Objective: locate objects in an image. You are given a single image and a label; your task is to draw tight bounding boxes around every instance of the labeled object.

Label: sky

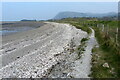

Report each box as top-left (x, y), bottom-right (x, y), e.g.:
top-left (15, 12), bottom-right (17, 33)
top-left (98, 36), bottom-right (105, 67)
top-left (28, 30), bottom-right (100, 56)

top-left (2, 2), bottom-right (118, 21)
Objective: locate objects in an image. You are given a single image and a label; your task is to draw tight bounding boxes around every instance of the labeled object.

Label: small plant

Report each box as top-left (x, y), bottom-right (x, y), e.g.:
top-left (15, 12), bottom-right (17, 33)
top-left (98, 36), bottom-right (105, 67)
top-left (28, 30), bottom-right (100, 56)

top-left (81, 38), bottom-right (88, 43)
top-left (92, 47), bottom-right (97, 53)
top-left (76, 38), bottom-right (88, 60)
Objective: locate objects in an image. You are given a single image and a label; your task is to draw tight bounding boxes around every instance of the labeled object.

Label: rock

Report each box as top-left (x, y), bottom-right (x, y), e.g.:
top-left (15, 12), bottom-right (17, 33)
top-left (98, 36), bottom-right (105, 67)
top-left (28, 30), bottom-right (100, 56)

top-left (54, 53), bottom-right (61, 57)
top-left (103, 63), bottom-right (109, 68)
top-left (17, 56), bottom-right (20, 58)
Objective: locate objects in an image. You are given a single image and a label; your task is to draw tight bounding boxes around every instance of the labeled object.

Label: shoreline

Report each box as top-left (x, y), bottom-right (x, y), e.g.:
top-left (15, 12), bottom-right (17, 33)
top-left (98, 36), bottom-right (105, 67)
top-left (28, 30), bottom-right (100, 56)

top-left (1, 21), bottom-right (45, 36)
top-left (0, 22), bottom-right (95, 78)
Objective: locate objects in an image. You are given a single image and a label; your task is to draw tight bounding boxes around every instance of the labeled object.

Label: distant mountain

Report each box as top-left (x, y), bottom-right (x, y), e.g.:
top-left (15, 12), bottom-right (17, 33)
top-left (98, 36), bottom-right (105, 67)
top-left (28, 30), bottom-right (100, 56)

top-left (54, 11), bottom-right (117, 20)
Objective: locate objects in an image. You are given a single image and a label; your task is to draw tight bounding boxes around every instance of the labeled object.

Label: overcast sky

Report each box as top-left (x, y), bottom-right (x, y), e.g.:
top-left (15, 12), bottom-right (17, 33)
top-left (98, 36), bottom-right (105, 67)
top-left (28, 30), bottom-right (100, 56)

top-left (2, 2), bottom-right (118, 21)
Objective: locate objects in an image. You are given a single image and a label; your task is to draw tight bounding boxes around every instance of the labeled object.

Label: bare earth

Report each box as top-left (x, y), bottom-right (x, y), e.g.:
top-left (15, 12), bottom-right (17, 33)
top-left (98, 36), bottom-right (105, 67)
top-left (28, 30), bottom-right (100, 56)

top-left (0, 22), bottom-right (97, 78)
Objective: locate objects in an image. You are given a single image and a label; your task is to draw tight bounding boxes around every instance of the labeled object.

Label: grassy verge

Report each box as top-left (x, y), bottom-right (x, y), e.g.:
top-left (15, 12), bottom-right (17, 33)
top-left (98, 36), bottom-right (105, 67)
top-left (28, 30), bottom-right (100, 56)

top-left (51, 18), bottom-right (92, 34)
top-left (70, 23), bottom-right (92, 34)
top-left (90, 27), bottom-right (120, 78)
top-left (49, 18), bottom-right (120, 78)
top-left (90, 47), bottom-right (120, 78)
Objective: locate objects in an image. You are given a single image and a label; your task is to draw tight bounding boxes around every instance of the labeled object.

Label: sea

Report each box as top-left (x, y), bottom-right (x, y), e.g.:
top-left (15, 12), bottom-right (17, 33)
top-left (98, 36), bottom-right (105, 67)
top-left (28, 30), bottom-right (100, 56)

top-left (1, 21), bottom-right (44, 36)
top-left (0, 26), bottom-right (36, 36)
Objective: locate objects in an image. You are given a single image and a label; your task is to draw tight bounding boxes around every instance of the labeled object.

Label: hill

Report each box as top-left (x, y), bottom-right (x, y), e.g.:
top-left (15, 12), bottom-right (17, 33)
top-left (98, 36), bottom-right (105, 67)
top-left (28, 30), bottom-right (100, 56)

top-left (54, 11), bottom-right (117, 20)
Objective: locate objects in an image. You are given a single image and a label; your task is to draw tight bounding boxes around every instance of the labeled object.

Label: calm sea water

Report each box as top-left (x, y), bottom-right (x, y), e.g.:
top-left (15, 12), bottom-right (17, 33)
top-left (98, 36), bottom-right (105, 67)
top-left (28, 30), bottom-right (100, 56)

top-left (1, 21), bottom-right (44, 36)
top-left (1, 26), bottom-right (36, 36)
top-left (0, 30), bottom-right (18, 36)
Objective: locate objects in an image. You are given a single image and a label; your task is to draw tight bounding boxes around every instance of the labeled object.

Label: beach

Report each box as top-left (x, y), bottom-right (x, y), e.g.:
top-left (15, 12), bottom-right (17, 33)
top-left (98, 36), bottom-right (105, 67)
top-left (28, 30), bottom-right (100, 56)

top-left (0, 22), bottom-right (97, 78)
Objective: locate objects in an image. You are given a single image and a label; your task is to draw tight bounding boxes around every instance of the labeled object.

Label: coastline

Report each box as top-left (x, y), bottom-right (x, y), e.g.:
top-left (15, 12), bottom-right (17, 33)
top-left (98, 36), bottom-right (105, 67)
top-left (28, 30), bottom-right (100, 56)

top-left (1, 21), bottom-right (45, 36)
top-left (1, 22), bottom-right (93, 78)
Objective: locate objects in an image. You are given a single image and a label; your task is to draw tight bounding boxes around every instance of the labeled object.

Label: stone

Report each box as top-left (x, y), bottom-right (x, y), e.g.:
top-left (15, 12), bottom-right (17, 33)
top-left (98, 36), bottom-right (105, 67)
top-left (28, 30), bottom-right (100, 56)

top-left (1, 22), bottom-right (88, 78)
top-left (103, 63), bottom-right (109, 68)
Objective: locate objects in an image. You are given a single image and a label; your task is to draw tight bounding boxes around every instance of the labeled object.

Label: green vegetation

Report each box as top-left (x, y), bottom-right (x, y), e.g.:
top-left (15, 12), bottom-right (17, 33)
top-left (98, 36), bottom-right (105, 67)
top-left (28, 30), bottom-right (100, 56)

top-left (50, 17), bottom-right (120, 78)
top-left (52, 18), bottom-right (92, 34)
top-left (77, 37), bottom-right (88, 59)
top-left (90, 46), bottom-right (120, 78)
top-left (87, 20), bottom-right (120, 78)
top-left (71, 23), bottom-right (92, 34)
top-left (81, 38), bottom-right (88, 43)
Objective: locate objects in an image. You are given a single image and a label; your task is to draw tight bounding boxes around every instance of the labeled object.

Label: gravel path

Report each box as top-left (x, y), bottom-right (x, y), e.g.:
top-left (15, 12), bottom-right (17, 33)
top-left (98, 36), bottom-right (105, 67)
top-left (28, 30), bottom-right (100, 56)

top-left (48, 27), bottom-right (98, 78)
top-left (70, 28), bottom-right (98, 78)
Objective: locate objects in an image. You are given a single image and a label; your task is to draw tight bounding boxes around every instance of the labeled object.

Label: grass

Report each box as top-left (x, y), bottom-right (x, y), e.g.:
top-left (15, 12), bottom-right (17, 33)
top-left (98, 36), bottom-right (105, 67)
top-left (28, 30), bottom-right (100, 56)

top-left (51, 18), bottom-right (92, 34)
top-left (90, 46), bottom-right (120, 78)
top-left (76, 37), bottom-right (88, 59)
top-left (81, 38), bottom-right (88, 43)
top-left (90, 26), bottom-right (120, 78)
top-left (70, 23), bottom-right (92, 34)
top-left (49, 17), bottom-right (120, 78)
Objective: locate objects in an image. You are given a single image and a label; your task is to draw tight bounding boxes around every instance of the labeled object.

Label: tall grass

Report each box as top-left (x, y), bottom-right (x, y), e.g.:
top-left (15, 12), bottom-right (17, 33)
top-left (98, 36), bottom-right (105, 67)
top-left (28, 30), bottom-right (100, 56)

top-left (92, 26), bottom-right (120, 78)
